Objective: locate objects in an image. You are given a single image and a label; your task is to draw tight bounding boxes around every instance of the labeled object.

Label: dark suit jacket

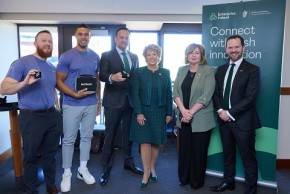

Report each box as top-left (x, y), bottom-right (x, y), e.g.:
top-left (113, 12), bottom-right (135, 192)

top-left (213, 59), bottom-right (261, 130)
top-left (99, 48), bottom-right (139, 108)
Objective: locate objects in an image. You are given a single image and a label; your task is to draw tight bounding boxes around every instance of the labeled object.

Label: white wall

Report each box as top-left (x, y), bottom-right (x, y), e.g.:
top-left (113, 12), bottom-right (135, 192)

top-left (277, 0), bottom-right (290, 160)
top-left (0, 21), bottom-right (18, 153)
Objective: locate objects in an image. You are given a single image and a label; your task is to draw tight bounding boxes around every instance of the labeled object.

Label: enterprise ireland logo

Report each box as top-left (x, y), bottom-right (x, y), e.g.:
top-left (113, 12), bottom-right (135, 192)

top-left (210, 13), bottom-right (218, 20)
top-left (209, 12), bottom-right (236, 20)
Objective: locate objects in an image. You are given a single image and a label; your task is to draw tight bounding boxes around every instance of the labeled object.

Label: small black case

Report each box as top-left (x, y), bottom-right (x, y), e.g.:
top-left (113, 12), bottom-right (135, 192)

top-left (76, 75), bottom-right (97, 92)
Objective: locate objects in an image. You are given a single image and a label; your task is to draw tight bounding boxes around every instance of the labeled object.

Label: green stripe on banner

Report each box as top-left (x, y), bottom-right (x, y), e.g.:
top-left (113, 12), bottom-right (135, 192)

top-left (208, 127), bottom-right (278, 156)
top-left (256, 127), bottom-right (277, 155)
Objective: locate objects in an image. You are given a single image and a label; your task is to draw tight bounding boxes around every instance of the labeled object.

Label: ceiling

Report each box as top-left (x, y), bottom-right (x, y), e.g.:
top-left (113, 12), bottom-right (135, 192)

top-left (0, 0), bottom-right (253, 30)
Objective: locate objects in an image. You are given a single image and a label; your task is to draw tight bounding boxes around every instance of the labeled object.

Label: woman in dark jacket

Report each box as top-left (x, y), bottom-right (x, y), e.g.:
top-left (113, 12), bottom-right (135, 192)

top-left (130, 44), bottom-right (173, 189)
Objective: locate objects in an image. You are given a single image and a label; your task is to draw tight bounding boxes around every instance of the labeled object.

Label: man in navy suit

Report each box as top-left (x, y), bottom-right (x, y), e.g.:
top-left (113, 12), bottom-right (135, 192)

top-left (99, 27), bottom-right (143, 186)
top-left (211, 35), bottom-right (261, 194)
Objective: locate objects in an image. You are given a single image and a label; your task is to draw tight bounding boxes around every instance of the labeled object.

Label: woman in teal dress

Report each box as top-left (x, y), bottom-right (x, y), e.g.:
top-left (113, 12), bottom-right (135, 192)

top-left (130, 44), bottom-right (173, 189)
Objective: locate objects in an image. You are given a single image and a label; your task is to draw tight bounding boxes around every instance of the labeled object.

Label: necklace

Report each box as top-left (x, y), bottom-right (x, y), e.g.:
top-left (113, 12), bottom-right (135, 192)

top-left (189, 71), bottom-right (195, 78)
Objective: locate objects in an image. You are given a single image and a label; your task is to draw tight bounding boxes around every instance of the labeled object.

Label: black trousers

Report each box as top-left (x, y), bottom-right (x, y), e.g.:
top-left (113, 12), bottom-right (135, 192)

top-left (18, 110), bottom-right (62, 193)
top-left (219, 122), bottom-right (258, 194)
top-left (101, 98), bottom-right (134, 174)
top-left (178, 123), bottom-right (211, 189)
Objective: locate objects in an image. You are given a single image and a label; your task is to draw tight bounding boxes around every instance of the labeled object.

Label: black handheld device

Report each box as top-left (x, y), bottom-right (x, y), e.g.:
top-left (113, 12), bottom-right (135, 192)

top-left (121, 70), bottom-right (129, 78)
top-left (34, 71), bottom-right (41, 79)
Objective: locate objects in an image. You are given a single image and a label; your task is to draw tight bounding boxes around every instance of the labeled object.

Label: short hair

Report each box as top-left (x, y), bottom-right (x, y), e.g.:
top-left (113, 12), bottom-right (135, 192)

top-left (35, 30), bottom-right (52, 41)
top-left (116, 27), bottom-right (130, 36)
top-left (184, 43), bottom-right (207, 65)
top-left (143, 44), bottom-right (162, 63)
top-left (76, 23), bottom-right (91, 30)
top-left (226, 35), bottom-right (245, 47)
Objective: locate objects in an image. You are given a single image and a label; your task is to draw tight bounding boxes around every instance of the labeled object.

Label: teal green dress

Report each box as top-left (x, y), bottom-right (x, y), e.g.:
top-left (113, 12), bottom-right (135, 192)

top-left (130, 66), bottom-right (173, 145)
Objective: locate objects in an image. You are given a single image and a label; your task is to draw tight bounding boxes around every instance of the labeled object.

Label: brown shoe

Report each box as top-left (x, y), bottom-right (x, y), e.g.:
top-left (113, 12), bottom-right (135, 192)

top-left (47, 185), bottom-right (62, 194)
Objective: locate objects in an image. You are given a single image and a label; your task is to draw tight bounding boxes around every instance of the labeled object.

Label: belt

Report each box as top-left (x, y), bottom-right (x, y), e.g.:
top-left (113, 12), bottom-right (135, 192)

top-left (20, 107), bottom-right (55, 113)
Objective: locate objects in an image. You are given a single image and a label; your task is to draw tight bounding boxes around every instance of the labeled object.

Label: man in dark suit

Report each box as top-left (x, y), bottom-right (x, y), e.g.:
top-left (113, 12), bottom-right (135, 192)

top-left (98, 27), bottom-right (143, 186)
top-left (211, 35), bottom-right (261, 194)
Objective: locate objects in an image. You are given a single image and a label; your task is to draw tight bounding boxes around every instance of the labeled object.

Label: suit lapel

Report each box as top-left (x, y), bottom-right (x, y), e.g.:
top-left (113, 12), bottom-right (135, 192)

top-left (231, 60), bottom-right (247, 92)
top-left (128, 52), bottom-right (137, 73)
top-left (176, 66), bottom-right (188, 102)
top-left (220, 65), bottom-right (228, 84)
top-left (112, 48), bottom-right (124, 69)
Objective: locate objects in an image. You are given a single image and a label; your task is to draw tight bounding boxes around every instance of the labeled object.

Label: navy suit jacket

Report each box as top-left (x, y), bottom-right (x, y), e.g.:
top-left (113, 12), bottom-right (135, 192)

top-left (99, 48), bottom-right (139, 108)
top-left (213, 59), bottom-right (261, 130)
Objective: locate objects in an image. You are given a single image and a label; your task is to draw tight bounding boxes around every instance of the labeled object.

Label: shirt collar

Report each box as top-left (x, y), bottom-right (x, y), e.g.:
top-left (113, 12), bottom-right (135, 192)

top-left (229, 57), bottom-right (243, 68)
top-left (116, 46), bottom-right (127, 55)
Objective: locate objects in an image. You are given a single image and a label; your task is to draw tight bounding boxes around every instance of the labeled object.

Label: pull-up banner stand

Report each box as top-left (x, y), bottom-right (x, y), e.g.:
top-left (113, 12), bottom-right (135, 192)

top-left (202, 0), bottom-right (286, 189)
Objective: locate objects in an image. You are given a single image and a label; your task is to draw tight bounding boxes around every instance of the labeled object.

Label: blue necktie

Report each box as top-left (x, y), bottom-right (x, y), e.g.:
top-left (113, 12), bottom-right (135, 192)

top-left (223, 63), bottom-right (235, 109)
top-left (121, 52), bottom-right (130, 72)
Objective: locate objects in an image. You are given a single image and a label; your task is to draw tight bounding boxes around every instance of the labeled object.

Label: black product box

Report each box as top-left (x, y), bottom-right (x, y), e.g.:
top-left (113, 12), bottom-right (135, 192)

top-left (76, 76), bottom-right (97, 92)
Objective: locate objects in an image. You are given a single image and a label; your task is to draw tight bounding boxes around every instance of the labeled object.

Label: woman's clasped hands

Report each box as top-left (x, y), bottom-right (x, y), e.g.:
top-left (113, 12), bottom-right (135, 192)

top-left (180, 109), bottom-right (193, 123)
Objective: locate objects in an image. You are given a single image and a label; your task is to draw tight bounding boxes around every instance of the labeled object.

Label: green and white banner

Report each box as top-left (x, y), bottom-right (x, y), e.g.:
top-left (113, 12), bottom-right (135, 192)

top-left (202, 0), bottom-right (285, 186)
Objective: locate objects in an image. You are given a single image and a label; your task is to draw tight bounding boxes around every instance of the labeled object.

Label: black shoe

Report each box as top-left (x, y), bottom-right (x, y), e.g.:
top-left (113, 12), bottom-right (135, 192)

top-left (140, 176), bottom-right (150, 189)
top-left (150, 172), bottom-right (158, 181)
top-left (124, 164), bottom-right (144, 175)
top-left (47, 185), bottom-right (61, 194)
top-left (179, 182), bottom-right (188, 186)
top-left (191, 184), bottom-right (203, 190)
top-left (99, 173), bottom-right (109, 186)
top-left (210, 182), bottom-right (235, 192)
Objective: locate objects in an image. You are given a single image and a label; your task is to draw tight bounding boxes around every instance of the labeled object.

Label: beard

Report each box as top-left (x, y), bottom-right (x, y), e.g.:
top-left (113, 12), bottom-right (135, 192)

top-left (36, 45), bottom-right (52, 59)
top-left (228, 52), bottom-right (243, 62)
